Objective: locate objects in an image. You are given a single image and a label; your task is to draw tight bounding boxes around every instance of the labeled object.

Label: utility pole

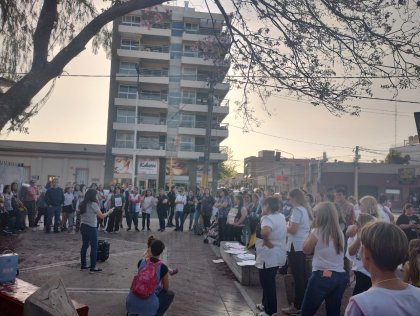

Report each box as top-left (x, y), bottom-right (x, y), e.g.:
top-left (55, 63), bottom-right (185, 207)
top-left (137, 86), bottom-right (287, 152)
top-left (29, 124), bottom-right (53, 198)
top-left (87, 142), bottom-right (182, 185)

top-left (132, 63), bottom-right (141, 186)
top-left (354, 146), bottom-right (360, 200)
top-left (202, 78), bottom-right (215, 189)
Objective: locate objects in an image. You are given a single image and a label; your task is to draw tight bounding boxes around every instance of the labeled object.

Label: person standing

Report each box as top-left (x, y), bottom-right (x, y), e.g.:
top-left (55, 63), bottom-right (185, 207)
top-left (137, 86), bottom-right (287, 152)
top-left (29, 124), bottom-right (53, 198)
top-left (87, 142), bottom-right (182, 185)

top-left (214, 188), bottom-right (232, 244)
top-left (200, 188), bottom-right (215, 229)
top-left (106, 186), bottom-right (124, 233)
top-left (174, 188), bottom-right (186, 232)
top-left (182, 190), bottom-right (196, 231)
top-left (61, 186), bottom-right (75, 232)
top-left (23, 180), bottom-right (38, 232)
top-left (34, 185), bottom-right (47, 229)
top-left (396, 203), bottom-right (420, 243)
top-left (45, 178), bottom-right (64, 233)
top-left (141, 190), bottom-right (155, 231)
top-left (127, 187), bottom-right (142, 232)
top-left (300, 202), bottom-right (348, 316)
top-left (167, 186), bottom-right (176, 228)
top-left (345, 222), bottom-right (420, 316)
top-left (11, 182), bottom-right (25, 231)
top-left (156, 189), bottom-right (169, 232)
top-left (79, 188), bottom-right (113, 272)
top-left (255, 197), bottom-right (287, 316)
top-left (282, 188), bottom-right (313, 315)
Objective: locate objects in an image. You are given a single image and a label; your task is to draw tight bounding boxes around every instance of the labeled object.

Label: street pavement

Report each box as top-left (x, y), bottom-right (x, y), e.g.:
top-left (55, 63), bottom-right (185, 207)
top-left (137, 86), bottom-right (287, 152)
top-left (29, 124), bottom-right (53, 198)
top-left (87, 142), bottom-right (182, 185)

top-left (16, 218), bottom-right (255, 316)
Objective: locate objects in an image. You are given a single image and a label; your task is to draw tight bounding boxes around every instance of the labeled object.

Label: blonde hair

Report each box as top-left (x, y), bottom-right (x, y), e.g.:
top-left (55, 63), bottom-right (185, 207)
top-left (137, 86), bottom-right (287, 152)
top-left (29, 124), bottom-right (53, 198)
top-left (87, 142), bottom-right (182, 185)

top-left (289, 188), bottom-right (314, 221)
top-left (357, 213), bottom-right (375, 228)
top-left (315, 202), bottom-right (344, 254)
top-left (408, 239), bottom-right (420, 286)
top-left (359, 195), bottom-right (378, 217)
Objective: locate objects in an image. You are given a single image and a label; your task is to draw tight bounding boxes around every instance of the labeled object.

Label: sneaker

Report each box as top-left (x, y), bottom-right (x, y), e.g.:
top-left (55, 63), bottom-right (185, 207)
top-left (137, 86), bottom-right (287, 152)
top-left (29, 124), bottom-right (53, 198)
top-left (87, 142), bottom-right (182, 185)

top-left (169, 268), bottom-right (179, 276)
top-left (147, 228), bottom-right (151, 231)
top-left (141, 227), bottom-right (145, 231)
top-left (80, 266), bottom-right (90, 271)
top-left (135, 227), bottom-right (140, 232)
top-left (89, 267), bottom-right (103, 273)
top-left (31, 227), bottom-right (37, 232)
top-left (127, 228), bottom-right (131, 232)
top-left (281, 306), bottom-right (300, 315)
top-left (114, 230), bottom-right (119, 234)
top-left (256, 304), bottom-right (264, 312)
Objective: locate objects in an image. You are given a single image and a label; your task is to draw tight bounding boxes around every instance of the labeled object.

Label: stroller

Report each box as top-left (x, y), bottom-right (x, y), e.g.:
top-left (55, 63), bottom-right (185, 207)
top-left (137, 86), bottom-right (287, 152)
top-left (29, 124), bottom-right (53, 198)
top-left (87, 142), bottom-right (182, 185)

top-left (203, 217), bottom-right (218, 244)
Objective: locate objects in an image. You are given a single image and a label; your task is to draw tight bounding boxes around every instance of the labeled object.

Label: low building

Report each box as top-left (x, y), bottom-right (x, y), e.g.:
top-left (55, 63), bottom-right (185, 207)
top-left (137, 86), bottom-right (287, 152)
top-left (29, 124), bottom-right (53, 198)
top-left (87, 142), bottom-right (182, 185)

top-left (391, 135), bottom-right (420, 165)
top-left (0, 140), bottom-right (105, 187)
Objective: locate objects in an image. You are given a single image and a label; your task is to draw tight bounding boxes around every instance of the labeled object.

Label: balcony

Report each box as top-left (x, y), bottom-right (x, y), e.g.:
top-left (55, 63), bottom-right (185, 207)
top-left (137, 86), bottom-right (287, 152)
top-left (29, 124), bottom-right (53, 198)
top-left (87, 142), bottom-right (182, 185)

top-left (115, 97), bottom-right (168, 109)
top-left (180, 77), bottom-right (230, 91)
top-left (117, 44), bottom-right (170, 61)
top-left (182, 28), bottom-right (222, 42)
top-left (180, 98), bottom-right (229, 113)
top-left (113, 120), bottom-right (167, 133)
top-left (112, 140), bottom-right (166, 157)
top-left (181, 51), bottom-right (230, 68)
top-left (176, 145), bottom-right (228, 161)
top-left (178, 121), bottom-right (228, 138)
top-left (119, 23), bottom-right (171, 38)
top-left (116, 68), bottom-right (169, 85)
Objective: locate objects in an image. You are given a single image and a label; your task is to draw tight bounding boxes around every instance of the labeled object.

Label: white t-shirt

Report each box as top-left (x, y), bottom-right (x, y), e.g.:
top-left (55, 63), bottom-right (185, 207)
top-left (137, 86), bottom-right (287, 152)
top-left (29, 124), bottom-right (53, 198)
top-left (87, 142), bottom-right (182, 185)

top-left (287, 206), bottom-right (312, 252)
top-left (63, 192), bottom-right (74, 207)
top-left (378, 205), bottom-right (391, 223)
top-left (311, 228), bottom-right (345, 272)
top-left (142, 196), bottom-right (155, 214)
top-left (345, 285), bottom-right (420, 316)
top-left (175, 194), bottom-right (186, 212)
top-left (345, 236), bottom-right (370, 277)
top-left (255, 213), bottom-right (287, 269)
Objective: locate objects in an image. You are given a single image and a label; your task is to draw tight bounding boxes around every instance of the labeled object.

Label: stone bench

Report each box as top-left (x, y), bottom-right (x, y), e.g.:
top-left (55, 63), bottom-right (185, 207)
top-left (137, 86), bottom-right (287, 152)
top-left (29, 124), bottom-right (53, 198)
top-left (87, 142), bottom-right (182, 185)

top-left (219, 241), bottom-right (260, 286)
top-left (0, 278), bottom-right (89, 316)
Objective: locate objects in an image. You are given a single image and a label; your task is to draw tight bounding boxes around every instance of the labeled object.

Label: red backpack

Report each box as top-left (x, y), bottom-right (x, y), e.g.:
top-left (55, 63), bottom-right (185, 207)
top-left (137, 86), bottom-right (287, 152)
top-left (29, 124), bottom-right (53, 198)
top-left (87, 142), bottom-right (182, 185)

top-left (131, 258), bottom-right (161, 299)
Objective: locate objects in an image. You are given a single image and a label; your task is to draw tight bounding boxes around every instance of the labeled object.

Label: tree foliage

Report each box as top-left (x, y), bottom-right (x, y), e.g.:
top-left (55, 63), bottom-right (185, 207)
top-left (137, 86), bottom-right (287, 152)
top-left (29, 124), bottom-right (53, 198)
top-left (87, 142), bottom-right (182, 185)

top-left (0, 0), bottom-right (420, 131)
top-left (218, 148), bottom-right (239, 180)
top-left (385, 149), bottom-right (410, 164)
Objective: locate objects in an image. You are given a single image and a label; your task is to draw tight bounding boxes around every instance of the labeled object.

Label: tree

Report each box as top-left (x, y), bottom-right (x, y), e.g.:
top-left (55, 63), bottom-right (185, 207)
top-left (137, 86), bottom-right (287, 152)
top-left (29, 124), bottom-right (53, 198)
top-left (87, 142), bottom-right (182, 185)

top-left (1, 0), bottom-right (420, 131)
top-left (385, 149), bottom-right (410, 164)
top-left (218, 148), bottom-right (239, 180)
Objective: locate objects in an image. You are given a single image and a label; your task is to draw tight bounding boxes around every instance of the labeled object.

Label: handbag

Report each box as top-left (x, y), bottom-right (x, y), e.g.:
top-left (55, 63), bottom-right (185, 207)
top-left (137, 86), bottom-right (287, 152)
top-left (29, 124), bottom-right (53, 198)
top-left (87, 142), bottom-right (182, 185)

top-left (0, 250), bottom-right (18, 283)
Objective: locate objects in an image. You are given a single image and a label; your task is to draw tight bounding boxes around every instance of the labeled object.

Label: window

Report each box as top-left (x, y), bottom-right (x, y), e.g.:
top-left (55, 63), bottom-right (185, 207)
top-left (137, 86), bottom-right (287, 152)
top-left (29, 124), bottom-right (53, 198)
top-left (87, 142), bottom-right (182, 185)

top-left (122, 15), bottom-right (141, 26)
top-left (180, 136), bottom-right (194, 151)
top-left (184, 22), bottom-right (199, 32)
top-left (119, 62), bottom-right (137, 75)
top-left (196, 93), bottom-right (208, 105)
top-left (115, 132), bottom-right (134, 148)
top-left (140, 90), bottom-right (168, 101)
top-left (385, 188), bottom-right (401, 202)
top-left (182, 89), bottom-right (196, 104)
top-left (180, 113), bottom-right (195, 128)
top-left (182, 67), bottom-right (197, 80)
top-left (116, 109), bottom-right (135, 123)
top-left (120, 39), bottom-right (139, 50)
top-left (138, 136), bottom-right (160, 149)
top-left (140, 113), bottom-right (160, 125)
top-left (118, 85), bottom-right (137, 99)
top-left (75, 168), bottom-right (89, 185)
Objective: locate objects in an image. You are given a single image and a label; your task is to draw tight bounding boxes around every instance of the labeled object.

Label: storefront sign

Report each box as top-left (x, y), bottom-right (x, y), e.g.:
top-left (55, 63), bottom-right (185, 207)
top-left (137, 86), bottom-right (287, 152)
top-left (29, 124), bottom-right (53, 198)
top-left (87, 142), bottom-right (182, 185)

top-left (114, 157), bottom-right (133, 174)
top-left (137, 158), bottom-right (158, 175)
top-left (166, 159), bottom-right (189, 176)
top-left (398, 167), bottom-right (416, 185)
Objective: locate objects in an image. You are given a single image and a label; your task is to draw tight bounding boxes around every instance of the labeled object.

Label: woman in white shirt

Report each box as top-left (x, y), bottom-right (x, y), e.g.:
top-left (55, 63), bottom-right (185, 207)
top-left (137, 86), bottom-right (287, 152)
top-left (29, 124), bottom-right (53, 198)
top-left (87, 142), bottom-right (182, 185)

top-left (141, 189), bottom-right (155, 231)
top-left (301, 202), bottom-right (347, 316)
top-left (255, 197), bottom-right (287, 316)
top-left (345, 222), bottom-right (420, 316)
top-left (347, 213), bottom-right (375, 295)
top-left (282, 188), bottom-right (313, 315)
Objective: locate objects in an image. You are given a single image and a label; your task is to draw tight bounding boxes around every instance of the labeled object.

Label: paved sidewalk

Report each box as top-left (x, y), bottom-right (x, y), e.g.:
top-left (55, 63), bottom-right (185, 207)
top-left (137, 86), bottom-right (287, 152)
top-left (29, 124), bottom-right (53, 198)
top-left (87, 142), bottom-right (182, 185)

top-left (16, 219), bottom-right (255, 316)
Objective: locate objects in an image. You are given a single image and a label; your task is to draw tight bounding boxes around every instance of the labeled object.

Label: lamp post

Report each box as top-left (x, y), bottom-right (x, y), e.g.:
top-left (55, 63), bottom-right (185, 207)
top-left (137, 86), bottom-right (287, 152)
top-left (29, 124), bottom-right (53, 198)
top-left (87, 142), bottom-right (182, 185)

top-left (131, 63), bottom-right (141, 186)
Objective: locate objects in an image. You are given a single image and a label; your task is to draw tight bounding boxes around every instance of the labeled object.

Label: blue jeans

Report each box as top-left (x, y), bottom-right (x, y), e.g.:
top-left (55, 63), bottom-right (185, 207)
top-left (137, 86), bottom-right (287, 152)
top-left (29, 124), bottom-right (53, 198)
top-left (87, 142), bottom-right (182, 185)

top-left (301, 271), bottom-right (348, 316)
top-left (46, 206), bottom-right (61, 232)
top-left (126, 203), bottom-right (139, 229)
top-left (175, 212), bottom-right (183, 231)
top-left (80, 223), bottom-right (98, 268)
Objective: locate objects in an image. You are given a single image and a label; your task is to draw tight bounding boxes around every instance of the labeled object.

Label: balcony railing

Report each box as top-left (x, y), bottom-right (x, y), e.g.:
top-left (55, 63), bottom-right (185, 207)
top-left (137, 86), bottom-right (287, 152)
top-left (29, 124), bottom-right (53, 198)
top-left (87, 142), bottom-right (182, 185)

top-left (117, 91), bottom-right (168, 101)
top-left (122, 20), bottom-right (171, 29)
top-left (184, 28), bottom-right (222, 36)
top-left (137, 141), bottom-right (166, 150)
top-left (115, 140), bottom-right (134, 148)
top-left (179, 145), bottom-right (227, 153)
top-left (139, 117), bottom-right (166, 125)
top-left (118, 68), bottom-right (169, 77)
top-left (181, 97), bottom-right (230, 107)
top-left (179, 121), bottom-right (229, 129)
top-left (120, 43), bottom-right (170, 53)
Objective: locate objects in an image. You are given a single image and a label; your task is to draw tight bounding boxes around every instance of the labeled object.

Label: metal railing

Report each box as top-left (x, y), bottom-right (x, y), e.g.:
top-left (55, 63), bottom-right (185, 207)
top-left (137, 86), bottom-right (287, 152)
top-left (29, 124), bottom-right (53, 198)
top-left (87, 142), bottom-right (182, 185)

top-left (115, 140), bottom-right (134, 148)
top-left (137, 141), bottom-right (166, 150)
top-left (184, 28), bottom-right (222, 36)
top-left (139, 117), bottom-right (166, 125)
top-left (119, 43), bottom-right (170, 53)
top-left (179, 121), bottom-right (229, 129)
top-left (122, 20), bottom-right (171, 29)
top-left (181, 97), bottom-right (230, 107)
top-left (178, 145), bottom-right (228, 153)
top-left (118, 68), bottom-right (169, 77)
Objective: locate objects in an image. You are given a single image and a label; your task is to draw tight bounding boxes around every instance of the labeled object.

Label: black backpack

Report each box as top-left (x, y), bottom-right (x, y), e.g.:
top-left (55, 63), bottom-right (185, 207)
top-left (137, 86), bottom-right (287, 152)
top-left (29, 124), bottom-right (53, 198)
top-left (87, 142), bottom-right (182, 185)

top-left (97, 240), bottom-right (110, 262)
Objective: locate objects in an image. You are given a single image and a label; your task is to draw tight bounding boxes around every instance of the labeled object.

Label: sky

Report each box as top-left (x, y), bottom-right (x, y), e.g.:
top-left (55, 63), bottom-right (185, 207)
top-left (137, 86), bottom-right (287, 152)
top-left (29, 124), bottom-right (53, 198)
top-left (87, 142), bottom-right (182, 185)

top-left (1, 0), bottom-right (419, 171)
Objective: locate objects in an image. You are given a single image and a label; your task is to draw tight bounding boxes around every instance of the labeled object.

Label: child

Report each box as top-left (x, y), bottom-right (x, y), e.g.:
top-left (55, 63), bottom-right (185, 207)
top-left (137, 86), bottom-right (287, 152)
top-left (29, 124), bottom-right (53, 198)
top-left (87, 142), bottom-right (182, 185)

top-left (144, 235), bottom-right (178, 276)
top-left (403, 239), bottom-right (420, 287)
top-left (347, 213), bottom-right (375, 295)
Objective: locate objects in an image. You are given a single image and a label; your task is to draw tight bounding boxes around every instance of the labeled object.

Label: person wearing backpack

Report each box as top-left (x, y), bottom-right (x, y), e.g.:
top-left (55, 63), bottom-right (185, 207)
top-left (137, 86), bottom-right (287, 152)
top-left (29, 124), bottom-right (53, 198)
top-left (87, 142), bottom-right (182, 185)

top-left (126, 239), bottom-right (175, 316)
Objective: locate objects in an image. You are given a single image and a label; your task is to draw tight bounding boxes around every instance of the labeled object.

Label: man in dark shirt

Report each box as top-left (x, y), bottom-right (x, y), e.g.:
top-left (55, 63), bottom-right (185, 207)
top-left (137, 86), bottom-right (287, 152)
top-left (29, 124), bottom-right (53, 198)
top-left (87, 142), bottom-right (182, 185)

top-left (156, 189), bottom-right (169, 232)
top-left (166, 186), bottom-right (176, 227)
top-left (396, 203), bottom-right (420, 242)
top-left (44, 178), bottom-right (64, 233)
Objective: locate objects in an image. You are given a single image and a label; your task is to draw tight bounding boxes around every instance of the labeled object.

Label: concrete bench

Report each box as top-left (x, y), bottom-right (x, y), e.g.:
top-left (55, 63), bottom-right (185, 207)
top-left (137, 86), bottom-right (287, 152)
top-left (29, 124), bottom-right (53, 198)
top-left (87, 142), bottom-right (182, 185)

top-left (0, 278), bottom-right (89, 316)
top-left (219, 242), bottom-right (260, 286)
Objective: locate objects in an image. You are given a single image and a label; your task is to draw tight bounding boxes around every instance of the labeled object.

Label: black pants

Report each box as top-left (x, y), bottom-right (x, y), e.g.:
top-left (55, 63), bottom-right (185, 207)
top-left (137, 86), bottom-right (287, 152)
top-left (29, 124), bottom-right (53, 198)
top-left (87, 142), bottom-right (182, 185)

top-left (288, 245), bottom-right (308, 309)
top-left (0, 212), bottom-right (8, 231)
top-left (218, 217), bottom-right (227, 242)
top-left (203, 215), bottom-right (211, 228)
top-left (107, 208), bottom-right (122, 232)
top-left (157, 210), bottom-right (166, 230)
top-left (24, 201), bottom-right (36, 228)
top-left (259, 266), bottom-right (279, 315)
top-left (353, 271), bottom-right (372, 295)
top-left (142, 213), bottom-right (150, 229)
top-left (167, 205), bottom-right (175, 225)
top-left (156, 289), bottom-right (175, 316)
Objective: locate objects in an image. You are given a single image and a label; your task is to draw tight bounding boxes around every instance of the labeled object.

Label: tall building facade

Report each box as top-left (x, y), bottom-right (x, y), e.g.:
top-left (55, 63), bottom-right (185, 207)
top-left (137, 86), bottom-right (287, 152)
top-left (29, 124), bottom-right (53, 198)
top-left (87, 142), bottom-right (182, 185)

top-left (104, 4), bottom-right (230, 191)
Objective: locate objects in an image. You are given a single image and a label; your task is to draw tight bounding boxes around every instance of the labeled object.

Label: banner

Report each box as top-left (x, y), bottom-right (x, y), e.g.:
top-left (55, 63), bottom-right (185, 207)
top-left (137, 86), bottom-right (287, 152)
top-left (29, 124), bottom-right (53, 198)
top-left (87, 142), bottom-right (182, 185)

top-left (166, 159), bottom-right (188, 176)
top-left (398, 167), bottom-right (416, 185)
top-left (114, 157), bottom-right (133, 174)
top-left (196, 164), bottom-right (213, 178)
top-left (137, 158), bottom-right (158, 175)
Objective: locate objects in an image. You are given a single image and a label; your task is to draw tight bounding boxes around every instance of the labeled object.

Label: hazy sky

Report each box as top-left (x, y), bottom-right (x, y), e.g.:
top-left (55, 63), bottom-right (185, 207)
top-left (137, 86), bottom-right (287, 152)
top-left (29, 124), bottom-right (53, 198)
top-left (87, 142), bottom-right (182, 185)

top-left (1, 0), bottom-right (419, 170)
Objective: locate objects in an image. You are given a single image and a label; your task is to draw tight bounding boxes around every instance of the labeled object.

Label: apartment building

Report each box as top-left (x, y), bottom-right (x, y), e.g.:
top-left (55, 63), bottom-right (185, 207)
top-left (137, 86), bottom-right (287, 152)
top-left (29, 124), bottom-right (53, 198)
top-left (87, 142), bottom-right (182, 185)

top-left (104, 4), bottom-right (230, 191)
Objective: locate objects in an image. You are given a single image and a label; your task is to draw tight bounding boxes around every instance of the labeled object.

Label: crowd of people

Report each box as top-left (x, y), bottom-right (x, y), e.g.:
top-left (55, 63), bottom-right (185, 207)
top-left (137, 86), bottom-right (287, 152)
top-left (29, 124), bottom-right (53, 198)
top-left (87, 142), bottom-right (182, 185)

top-left (1, 179), bottom-right (420, 316)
